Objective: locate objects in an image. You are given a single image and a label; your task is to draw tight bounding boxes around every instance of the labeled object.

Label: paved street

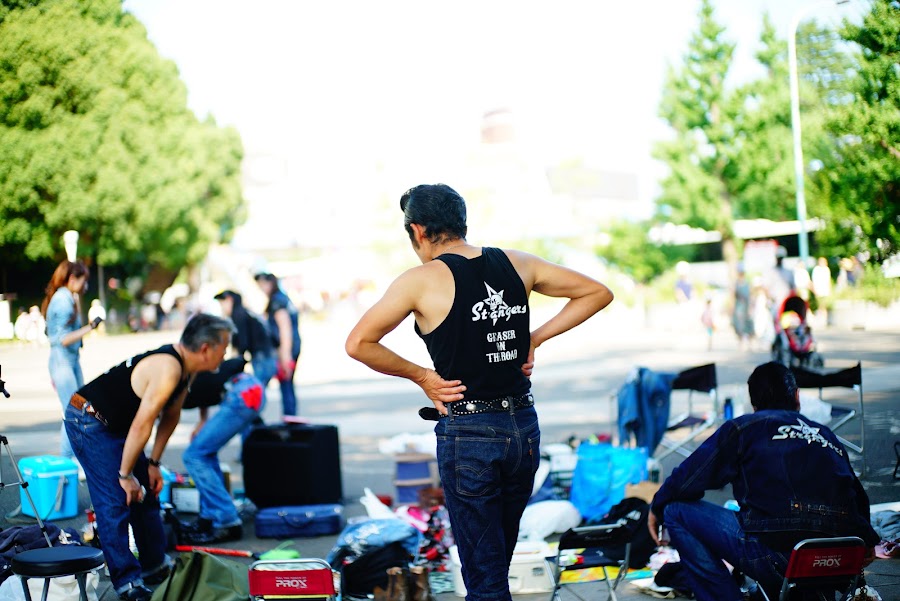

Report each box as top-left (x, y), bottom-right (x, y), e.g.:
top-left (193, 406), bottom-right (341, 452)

top-left (1, 307), bottom-right (898, 599)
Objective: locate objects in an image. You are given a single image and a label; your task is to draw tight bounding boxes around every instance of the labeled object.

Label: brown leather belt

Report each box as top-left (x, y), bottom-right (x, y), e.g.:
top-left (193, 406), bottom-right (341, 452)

top-left (70, 393), bottom-right (108, 426)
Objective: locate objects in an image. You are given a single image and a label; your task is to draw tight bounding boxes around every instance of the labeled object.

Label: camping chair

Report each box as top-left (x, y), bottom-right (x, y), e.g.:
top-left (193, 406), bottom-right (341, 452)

top-left (549, 519), bottom-right (640, 601)
top-left (656, 364), bottom-right (719, 461)
top-left (248, 558), bottom-right (339, 601)
top-left (791, 362), bottom-right (865, 475)
top-left (757, 536), bottom-right (866, 601)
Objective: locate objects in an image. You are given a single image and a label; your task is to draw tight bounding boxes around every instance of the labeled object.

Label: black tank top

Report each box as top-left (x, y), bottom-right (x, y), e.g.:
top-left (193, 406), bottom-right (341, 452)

top-left (77, 345), bottom-right (187, 434)
top-left (416, 247), bottom-right (531, 400)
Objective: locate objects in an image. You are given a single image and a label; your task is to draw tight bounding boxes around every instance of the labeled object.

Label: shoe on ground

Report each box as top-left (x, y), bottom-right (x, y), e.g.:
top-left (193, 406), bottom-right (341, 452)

top-left (119, 584), bottom-right (153, 601)
top-left (143, 562), bottom-right (172, 586)
top-left (177, 517), bottom-right (213, 536)
top-left (179, 523), bottom-right (243, 545)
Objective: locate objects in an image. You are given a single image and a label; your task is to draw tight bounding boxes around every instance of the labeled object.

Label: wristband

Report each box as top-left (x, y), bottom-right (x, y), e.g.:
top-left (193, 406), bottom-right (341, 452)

top-left (148, 458), bottom-right (161, 467)
top-left (118, 472), bottom-right (133, 481)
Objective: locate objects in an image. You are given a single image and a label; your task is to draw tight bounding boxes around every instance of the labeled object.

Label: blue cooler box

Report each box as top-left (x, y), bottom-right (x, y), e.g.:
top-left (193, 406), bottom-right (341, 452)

top-left (18, 455), bottom-right (78, 520)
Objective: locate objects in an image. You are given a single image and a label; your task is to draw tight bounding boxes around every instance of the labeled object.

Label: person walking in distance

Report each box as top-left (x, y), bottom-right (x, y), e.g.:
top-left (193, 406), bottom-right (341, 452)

top-left (41, 259), bottom-right (101, 459)
top-left (254, 273), bottom-right (301, 416)
top-left (65, 314), bottom-right (234, 600)
top-left (346, 184), bottom-right (613, 601)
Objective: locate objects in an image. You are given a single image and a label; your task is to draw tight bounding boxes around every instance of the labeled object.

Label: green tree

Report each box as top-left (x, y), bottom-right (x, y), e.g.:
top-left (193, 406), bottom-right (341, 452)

top-left (653, 0), bottom-right (739, 265)
top-left (601, 219), bottom-right (694, 284)
top-left (0, 0), bottom-right (245, 276)
top-left (812, 0), bottom-right (900, 262)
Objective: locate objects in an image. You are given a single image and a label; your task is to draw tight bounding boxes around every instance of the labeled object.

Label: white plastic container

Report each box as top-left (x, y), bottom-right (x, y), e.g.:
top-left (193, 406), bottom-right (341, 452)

top-left (449, 541), bottom-right (554, 596)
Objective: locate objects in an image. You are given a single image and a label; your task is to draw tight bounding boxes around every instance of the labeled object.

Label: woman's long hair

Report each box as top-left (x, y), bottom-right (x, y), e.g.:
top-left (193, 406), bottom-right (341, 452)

top-left (40, 260), bottom-right (89, 322)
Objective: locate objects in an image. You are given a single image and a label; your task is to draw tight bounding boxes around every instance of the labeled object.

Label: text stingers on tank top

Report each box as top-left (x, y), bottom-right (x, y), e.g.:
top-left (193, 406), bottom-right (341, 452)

top-left (471, 282), bottom-right (527, 364)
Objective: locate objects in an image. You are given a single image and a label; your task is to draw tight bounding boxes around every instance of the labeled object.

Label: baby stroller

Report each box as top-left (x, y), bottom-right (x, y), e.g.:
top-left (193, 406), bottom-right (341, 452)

top-left (771, 294), bottom-right (824, 368)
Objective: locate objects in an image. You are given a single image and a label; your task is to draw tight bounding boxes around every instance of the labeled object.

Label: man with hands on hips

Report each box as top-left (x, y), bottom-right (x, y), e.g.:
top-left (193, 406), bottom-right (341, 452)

top-left (65, 314), bottom-right (235, 601)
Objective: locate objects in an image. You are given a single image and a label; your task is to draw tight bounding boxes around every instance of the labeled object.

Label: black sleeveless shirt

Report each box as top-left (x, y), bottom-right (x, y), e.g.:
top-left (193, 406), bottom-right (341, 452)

top-left (77, 345), bottom-right (187, 434)
top-left (416, 247), bottom-right (531, 401)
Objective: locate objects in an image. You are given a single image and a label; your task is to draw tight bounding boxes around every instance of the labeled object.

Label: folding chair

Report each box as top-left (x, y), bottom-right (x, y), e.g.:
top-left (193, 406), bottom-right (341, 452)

top-left (248, 558), bottom-right (339, 601)
top-left (765, 536), bottom-right (866, 601)
top-left (549, 500), bottom-right (646, 601)
top-left (791, 362), bottom-right (865, 475)
top-left (656, 364), bottom-right (719, 460)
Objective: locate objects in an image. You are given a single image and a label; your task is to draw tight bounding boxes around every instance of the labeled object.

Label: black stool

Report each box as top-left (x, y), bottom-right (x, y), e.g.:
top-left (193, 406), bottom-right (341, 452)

top-left (11, 546), bottom-right (105, 601)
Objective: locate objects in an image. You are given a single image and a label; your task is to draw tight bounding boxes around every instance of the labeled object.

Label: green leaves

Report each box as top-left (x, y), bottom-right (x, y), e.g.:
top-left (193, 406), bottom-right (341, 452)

top-left (0, 0), bottom-right (244, 272)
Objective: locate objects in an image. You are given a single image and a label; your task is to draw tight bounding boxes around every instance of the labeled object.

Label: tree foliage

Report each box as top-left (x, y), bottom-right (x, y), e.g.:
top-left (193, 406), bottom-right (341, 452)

top-left (654, 0), bottom-right (736, 238)
top-left (0, 0), bottom-right (245, 273)
top-left (601, 220), bottom-right (693, 284)
top-left (812, 0), bottom-right (900, 262)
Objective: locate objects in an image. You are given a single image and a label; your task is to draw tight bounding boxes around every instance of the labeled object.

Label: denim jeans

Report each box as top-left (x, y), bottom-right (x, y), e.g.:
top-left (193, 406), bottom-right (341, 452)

top-left (183, 374), bottom-right (265, 528)
top-left (251, 351), bottom-right (277, 388)
top-left (664, 501), bottom-right (788, 601)
top-left (64, 403), bottom-right (169, 594)
top-left (49, 346), bottom-right (83, 459)
top-left (277, 356), bottom-right (299, 416)
top-left (435, 405), bottom-right (540, 601)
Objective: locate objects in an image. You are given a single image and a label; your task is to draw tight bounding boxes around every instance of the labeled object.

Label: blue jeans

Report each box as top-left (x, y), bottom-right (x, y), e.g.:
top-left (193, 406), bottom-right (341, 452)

top-left (49, 346), bottom-right (83, 459)
top-left (435, 405), bottom-right (540, 601)
top-left (664, 501), bottom-right (788, 601)
top-left (64, 404), bottom-right (169, 594)
top-left (251, 351), bottom-right (277, 388)
top-left (183, 374), bottom-right (265, 527)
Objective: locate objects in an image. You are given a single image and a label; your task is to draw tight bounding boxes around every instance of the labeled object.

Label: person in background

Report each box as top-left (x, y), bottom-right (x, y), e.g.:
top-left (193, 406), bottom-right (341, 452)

top-left (27, 305), bottom-right (47, 343)
top-left (811, 257), bottom-right (832, 326)
top-left (13, 307), bottom-right (29, 341)
top-left (41, 260), bottom-right (101, 459)
top-left (346, 183), bottom-right (613, 601)
top-left (648, 362), bottom-right (879, 601)
top-left (214, 290), bottom-right (277, 386)
top-left (701, 296), bottom-right (715, 351)
top-left (253, 273), bottom-right (301, 416)
top-left (763, 246), bottom-right (794, 313)
top-left (178, 357), bottom-right (265, 544)
top-left (65, 314), bottom-right (234, 601)
top-left (731, 266), bottom-right (753, 351)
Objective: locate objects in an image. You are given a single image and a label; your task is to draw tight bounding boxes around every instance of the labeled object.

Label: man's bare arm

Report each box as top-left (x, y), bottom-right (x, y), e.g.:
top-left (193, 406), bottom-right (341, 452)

top-left (346, 269), bottom-right (465, 407)
top-left (120, 356), bottom-right (182, 476)
top-left (508, 250), bottom-right (614, 349)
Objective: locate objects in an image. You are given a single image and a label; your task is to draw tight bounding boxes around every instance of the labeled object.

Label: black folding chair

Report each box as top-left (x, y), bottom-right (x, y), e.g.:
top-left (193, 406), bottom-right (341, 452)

top-left (791, 362), bottom-right (865, 475)
top-left (656, 364), bottom-right (719, 460)
top-left (549, 525), bottom-right (633, 601)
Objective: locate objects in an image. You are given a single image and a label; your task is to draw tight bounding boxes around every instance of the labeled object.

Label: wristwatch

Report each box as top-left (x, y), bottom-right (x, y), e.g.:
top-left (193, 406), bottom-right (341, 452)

top-left (117, 472), bottom-right (133, 481)
top-left (148, 458), bottom-right (162, 467)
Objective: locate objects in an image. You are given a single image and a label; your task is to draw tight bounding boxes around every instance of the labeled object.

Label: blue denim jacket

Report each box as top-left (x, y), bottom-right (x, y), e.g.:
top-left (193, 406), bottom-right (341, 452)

top-left (617, 367), bottom-right (676, 456)
top-left (46, 288), bottom-right (82, 356)
top-left (651, 409), bottom-right (879, 547)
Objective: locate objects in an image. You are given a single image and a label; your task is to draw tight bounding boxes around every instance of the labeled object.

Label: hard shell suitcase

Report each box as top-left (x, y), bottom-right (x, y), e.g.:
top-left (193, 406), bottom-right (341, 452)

top-left (255, 504), bottom-right (345, 539)
top-left (243, 423), bottom-right (343, 508)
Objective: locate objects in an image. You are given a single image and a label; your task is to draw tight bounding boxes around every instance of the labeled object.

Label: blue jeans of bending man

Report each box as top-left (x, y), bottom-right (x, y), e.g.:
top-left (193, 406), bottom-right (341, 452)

top-left (64, 404), bottom-right (170, 595)
top-left (664, 500), bottom-right (788, 601)
top-left (435, 405), bottom-right (540, 601)
top-left (183, 373), bottom-right (265, 528)
top-left (49, 346), bottom-right (83, 459)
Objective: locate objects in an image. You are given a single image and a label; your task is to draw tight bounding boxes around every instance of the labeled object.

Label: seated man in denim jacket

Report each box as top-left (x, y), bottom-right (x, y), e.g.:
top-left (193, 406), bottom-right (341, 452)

top-left (648, 361), bottom-right (878, 601)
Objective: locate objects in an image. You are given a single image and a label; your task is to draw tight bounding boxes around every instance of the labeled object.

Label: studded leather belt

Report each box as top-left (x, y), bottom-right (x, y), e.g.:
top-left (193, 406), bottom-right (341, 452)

top-left (70, 393), bottom-right (109, 427)
top-left (446, 393), bottom-right (534, 417)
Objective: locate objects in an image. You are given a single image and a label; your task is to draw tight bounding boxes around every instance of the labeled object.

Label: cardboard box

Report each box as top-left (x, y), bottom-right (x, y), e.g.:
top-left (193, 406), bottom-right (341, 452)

top-left (626, 480), bottom-right (661, 503)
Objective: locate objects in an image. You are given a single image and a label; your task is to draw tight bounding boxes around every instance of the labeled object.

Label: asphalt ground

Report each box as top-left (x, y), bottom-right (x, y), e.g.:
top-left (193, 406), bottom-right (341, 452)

top-left (1, 307), bottom-right (898, 600)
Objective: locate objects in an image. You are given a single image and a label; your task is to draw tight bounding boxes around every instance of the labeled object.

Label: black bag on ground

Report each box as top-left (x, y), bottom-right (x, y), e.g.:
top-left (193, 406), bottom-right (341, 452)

top-left (340, 541), bottom-right (410, 596)
top-left (585, 496), bottom-right (656, 569)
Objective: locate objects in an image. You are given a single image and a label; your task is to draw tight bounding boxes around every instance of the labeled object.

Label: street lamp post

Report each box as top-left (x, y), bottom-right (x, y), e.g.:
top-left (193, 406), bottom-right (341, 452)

top-left (788, 0), bottom-right (848, 268)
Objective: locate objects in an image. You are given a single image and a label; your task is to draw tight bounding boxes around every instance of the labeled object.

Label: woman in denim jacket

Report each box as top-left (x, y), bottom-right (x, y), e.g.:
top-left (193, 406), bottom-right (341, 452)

top-left (41, 260), bottom-right (98, 458)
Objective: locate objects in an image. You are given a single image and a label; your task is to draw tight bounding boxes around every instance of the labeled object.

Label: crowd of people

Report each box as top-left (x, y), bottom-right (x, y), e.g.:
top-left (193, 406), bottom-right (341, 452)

top-left (23, 190), bottom-right (883, 601)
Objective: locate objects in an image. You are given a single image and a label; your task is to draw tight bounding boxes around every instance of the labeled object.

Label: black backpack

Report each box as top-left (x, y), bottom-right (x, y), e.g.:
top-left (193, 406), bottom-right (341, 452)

top-left (584, 497), bottom-right (656, 569)
top-left (340, 541), bottom-right (410, 596)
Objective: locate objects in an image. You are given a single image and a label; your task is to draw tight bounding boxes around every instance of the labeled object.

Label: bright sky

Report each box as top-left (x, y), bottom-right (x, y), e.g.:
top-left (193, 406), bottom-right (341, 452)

top-left (121, 0), bottom-right (860, 249)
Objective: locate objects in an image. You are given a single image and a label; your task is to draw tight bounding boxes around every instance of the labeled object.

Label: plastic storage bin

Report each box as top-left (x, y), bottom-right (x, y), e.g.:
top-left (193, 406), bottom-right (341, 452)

top-left (18, 455), bottom-right (78, 520)
top-left (450, 541), bottom-right (553, 596)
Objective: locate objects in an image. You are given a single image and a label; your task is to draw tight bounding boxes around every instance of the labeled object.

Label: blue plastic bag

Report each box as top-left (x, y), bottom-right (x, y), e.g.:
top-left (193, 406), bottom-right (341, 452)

top-left (569, 443), bottom-right (648, 522)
